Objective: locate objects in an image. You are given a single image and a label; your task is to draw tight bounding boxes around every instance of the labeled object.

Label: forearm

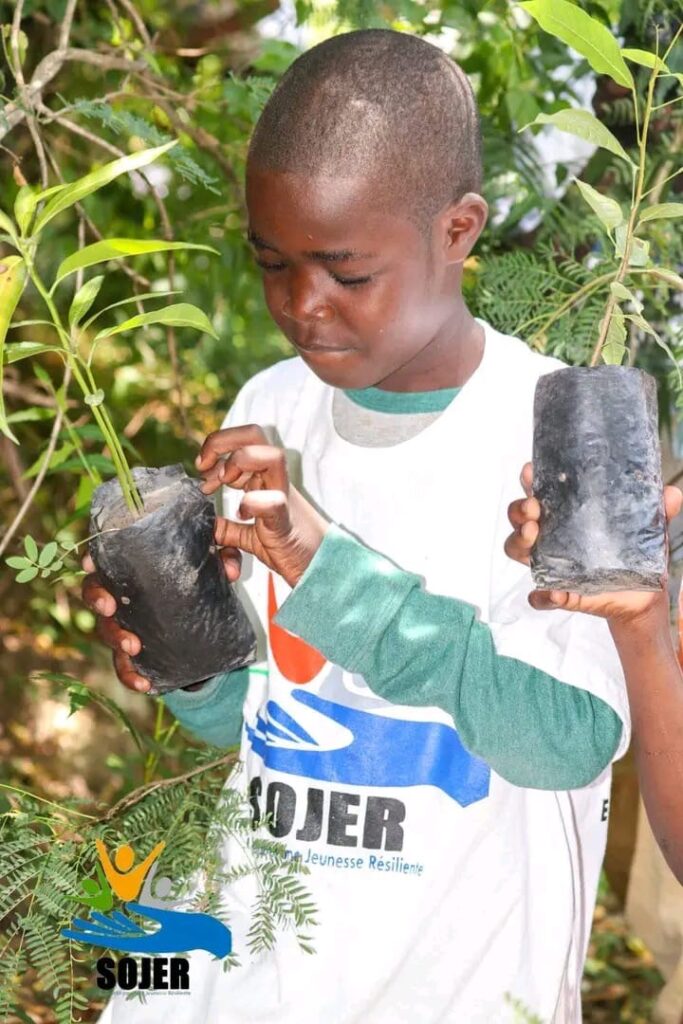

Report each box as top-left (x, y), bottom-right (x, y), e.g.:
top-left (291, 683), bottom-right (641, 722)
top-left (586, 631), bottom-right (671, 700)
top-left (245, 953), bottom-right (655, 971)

top-left (161, 667), bottom-right (249, 748)
top-left (276, 526), bottom-right (622, 790)
top-left (610, 602), bottom-right (683, 883)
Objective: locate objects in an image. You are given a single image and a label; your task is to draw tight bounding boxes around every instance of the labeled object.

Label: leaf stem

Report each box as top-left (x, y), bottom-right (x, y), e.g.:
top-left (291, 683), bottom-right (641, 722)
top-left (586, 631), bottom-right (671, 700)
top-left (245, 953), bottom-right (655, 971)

top-left (590, 59), bottom-right (659, 366)
top-left (22, 254), bottom-right (143, 513)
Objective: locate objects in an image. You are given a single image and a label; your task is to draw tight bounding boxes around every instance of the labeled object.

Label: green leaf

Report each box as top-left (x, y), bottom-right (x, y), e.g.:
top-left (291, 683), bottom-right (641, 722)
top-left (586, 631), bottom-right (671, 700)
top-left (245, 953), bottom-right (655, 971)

top-left (22, 441), bottom-right (75, 479)
top-left (601, 307), bottom-right (627, 365)
top-left (84, 389), bottom-right (105, 407)
top-left (610, 281), bottom-right (643, 313)
top-left (622, 48), bottom-right (667, 71)
top-left (646, 268), bottom-right (683, 290)
top-left (520, 0), bottom-right (632, 89)
top-left (615, 228), bottom-right (650, 266)
top-left (33, 140), bottom-right (178, 233)
top-left (629, 237), bottom-right (650, 267)
top-left (53, 239), bottom-right (218, 287)
top-left (38, 541), bottom-right (58, 568)
top-left (95, 302), bottom-right (219, 341)
top-left (3, 341), bottom-right (58, 364)
top-left (529, 109), bottom-right (633, 163)
top-left (0, 209), bottom-right (17, 243)
top-left (16, 566), bottom-right (39, 583)
top-left (626, 313), bottom-right (680, 375)
top-left (0, 255), bottom-right (28, 443)
top-left (13, 185), bottom-right (37, 235)
top-left (637, 203), bottom-right (683, 226)
top-left (6, 407), bottom-right (56, 424)
top-left (82, 289), bottom-right (180, 329)
top-left (574, 179), bottom-right (623, 231)
top-left (23, 535), bottom-right (38, 561)
top-left (68, 275), bottom-right (105, 327)
top-left (5, 556), bottom-right (30, 569)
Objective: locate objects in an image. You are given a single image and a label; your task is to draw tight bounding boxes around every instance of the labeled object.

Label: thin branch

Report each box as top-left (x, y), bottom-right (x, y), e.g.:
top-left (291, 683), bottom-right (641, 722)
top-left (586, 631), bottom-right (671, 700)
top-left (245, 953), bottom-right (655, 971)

top-left (0, 434), bottom-right (30, 502)
top-left (59, 0), bottom-right (79, 49)
top-left (0, 364), bottom-right (72, 559)
top-left (101, 752), bottom-right (237, 821)
top-left (116, 0), bottom-right (152, 46)
top-left (0, 49), bottom-right (146, 142)
top-left (2, 376), bottom-right (70, 408)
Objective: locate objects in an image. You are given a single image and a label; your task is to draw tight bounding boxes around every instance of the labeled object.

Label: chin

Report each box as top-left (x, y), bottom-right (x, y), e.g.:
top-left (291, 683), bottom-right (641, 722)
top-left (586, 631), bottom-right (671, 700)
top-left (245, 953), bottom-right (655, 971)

top-left (296, 349), bottom-right (371, 389)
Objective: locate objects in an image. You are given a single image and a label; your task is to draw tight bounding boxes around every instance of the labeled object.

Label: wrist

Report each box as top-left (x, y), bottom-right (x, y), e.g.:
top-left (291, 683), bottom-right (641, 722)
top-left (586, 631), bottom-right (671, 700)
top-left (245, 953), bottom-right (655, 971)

top-left (283, 517), bottom-right (331, 588)
top-left (608, 592), bottom-right (671, 646)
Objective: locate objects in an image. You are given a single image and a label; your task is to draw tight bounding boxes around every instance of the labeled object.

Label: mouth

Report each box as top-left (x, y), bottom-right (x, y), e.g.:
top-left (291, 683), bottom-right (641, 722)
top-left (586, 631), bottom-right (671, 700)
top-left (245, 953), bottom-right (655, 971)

top-left (294, 339), bottom-right (354, 354)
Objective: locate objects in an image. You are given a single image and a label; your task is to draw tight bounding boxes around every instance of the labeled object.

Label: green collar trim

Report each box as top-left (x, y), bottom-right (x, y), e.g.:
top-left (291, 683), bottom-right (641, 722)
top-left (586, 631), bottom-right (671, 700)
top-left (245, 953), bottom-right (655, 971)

top-left (343, 385), bottom-right (461, 414)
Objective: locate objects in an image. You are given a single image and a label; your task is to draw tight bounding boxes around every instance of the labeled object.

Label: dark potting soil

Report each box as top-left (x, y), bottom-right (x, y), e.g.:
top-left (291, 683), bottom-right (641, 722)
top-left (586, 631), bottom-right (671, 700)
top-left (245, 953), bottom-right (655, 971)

top-left (89, 465), bottom-right (257, 694)
top-left (531, 365), bottom-right (666, 594)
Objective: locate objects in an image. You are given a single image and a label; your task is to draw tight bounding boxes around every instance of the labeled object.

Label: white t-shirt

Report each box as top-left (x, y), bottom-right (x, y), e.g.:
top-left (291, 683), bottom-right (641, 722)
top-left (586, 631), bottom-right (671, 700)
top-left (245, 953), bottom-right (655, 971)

top-left (100, 321), bottom-right (629, 1024)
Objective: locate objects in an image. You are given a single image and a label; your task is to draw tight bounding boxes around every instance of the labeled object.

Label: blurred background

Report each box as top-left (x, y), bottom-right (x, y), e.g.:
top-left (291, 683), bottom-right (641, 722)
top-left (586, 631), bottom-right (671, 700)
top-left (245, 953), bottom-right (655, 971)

top-left (1, 0), bottom-right (682, 1020)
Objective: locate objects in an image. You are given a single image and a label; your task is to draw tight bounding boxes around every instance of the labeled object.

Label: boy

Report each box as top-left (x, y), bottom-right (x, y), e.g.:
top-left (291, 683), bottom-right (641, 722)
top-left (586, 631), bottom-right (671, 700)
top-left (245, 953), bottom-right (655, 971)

top-left (86, 29), bottom-right (683, 1023)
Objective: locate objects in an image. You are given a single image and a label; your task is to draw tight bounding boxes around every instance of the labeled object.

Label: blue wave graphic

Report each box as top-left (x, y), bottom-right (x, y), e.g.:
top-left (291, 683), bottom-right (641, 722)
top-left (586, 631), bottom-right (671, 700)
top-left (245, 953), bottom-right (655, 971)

top-left (246, 690), bottom-right (489, 808)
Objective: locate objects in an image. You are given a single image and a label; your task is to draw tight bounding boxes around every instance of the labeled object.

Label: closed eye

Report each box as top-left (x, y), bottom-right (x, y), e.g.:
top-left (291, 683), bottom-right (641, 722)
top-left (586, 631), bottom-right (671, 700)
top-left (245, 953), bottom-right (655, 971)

top-left (254, 258), bottom-right (372, 288)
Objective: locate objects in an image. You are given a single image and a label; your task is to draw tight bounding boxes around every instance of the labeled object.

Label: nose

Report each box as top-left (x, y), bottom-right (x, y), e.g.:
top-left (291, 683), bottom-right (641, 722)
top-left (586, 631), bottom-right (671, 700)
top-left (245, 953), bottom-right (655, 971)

top-left (281, 272), bottom-right (335, 325)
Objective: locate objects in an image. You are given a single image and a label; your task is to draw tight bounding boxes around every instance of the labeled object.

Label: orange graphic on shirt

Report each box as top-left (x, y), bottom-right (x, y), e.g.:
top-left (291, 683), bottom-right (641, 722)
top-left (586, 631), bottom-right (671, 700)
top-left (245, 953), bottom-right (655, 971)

top-left (95, 837), bottom-right (166, 902)
top-left (268, 572), bottom-right (326, 684)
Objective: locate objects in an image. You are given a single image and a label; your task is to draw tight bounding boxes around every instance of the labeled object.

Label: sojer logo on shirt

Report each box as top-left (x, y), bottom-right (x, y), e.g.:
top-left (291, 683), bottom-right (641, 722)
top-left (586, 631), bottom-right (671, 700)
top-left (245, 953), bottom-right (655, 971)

top-left (247, 575), bottom-right (491, 859)
top-left (61, 836), bottom-right (232, 993)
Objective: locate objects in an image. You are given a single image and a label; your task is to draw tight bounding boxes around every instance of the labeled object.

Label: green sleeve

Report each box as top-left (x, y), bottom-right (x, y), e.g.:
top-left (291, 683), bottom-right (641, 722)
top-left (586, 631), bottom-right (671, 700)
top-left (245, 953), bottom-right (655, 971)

top-left (161, 667), bottom-right (249, 748)
top-left (274, 525), bottom-right (623, 790)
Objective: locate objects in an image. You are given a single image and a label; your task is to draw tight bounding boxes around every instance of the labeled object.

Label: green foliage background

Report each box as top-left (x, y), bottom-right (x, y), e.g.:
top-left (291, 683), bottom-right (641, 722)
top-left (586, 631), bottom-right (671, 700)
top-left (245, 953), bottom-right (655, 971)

top-left (0, 0), bottom-right (681, 1020)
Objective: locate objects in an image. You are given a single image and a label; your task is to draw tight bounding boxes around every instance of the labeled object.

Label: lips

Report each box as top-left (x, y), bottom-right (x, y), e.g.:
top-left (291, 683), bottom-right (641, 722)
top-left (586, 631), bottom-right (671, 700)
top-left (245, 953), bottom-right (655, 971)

top-left (294, 338), bottom-right (353, 353)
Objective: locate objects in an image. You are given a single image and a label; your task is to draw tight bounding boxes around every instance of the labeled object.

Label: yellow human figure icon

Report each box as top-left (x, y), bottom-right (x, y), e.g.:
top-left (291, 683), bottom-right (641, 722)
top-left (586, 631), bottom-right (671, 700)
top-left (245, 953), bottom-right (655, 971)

top-left (95, 837), bottom-right (166, 902)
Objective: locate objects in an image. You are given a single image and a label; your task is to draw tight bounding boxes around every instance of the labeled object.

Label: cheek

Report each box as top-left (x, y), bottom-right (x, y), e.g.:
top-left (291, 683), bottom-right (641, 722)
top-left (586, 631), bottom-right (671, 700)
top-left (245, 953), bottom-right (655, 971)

top-left (262, 279), bottom-right (284, 324)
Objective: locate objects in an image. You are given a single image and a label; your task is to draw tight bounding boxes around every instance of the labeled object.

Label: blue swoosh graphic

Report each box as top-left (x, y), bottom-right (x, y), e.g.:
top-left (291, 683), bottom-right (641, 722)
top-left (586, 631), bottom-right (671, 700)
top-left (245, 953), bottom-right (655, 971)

top-left (246, 690), bottom-right (489, 808)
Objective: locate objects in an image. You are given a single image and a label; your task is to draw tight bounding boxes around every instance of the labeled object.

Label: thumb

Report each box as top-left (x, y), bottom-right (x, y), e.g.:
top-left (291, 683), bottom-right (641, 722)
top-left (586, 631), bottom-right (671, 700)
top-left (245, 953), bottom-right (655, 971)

top-left (214, 516), bottom-right (257, 556)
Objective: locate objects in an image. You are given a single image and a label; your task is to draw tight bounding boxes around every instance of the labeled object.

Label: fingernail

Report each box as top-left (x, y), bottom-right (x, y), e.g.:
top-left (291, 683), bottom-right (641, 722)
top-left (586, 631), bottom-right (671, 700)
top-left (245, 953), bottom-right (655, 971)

top-left (95, 599), bottom-right (108, 614)
top-left (135, 679), bottom-right (150, 692)
top-left (195, 454), bottom-right (203, 468)
top-left (122, 639), bottom-right (134, 654)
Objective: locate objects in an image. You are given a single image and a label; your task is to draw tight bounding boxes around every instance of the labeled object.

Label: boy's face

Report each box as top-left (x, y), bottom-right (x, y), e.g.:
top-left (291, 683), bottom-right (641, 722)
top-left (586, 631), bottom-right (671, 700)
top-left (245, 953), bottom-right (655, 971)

top-left (246, 167), bottom-right (484, 390)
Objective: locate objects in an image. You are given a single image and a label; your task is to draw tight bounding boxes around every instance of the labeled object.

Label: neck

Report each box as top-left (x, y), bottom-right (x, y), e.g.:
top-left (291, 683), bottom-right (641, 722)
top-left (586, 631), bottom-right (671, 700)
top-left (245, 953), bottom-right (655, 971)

top-left (374, 304), bottom-right (484, 392)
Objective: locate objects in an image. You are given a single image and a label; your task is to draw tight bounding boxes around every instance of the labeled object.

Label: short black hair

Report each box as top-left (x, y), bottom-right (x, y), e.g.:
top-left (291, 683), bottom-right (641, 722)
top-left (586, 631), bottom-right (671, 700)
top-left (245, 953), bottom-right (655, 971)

top-left (248, 29), bottom-right (483, 225)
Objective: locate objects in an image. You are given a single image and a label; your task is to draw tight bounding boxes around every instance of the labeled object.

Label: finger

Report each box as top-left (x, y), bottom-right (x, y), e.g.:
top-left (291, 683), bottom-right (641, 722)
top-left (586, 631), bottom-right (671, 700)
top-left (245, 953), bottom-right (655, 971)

top-left (82, 573), bottom-right (117, 617)
top-left (520, 462), bottom-right (533, 498)
top-left (199, 464), bottom-right (256, 497)
top-left (82, 553), bottom-right (95, 573)
top-left (664, 485), bottom-right (683, 522)
top-left (218, 446), bottom-right (288, 493)
top-left (507, 496), bottom-right (541, 529)
top-left (238, 489), bottom-right (290, 532)
top-left (504, 520), bottom-right (539, 564)
top-left (528, 590), bottom-right (579, 612)
top-left (218, 545), bottom-right (243, 583)
top-left (195, 424), bottom-right (269, 473)
top-left (113, 648), bottom-right (151, 693)
top-left (96, 615), bottom-right (141, 656)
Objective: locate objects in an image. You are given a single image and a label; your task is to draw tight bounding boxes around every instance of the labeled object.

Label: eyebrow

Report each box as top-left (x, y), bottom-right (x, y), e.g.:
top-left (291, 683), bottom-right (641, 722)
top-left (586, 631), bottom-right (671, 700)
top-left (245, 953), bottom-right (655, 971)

top-left (247, 230), bottom-right (376, 263)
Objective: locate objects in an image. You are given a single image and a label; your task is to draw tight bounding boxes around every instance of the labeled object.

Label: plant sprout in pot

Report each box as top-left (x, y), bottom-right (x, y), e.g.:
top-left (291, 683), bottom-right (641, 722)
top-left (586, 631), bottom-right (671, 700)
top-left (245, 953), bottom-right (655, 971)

top-left (519, 1), bottom-right (683, 594)
top-left (1, 141), bottom-right (256, 693)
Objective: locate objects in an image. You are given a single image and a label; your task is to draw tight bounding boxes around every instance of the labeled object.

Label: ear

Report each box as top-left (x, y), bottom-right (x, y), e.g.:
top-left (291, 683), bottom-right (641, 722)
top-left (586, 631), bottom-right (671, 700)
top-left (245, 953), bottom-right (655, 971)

top-left (438, 193), bottom-right (488, 264)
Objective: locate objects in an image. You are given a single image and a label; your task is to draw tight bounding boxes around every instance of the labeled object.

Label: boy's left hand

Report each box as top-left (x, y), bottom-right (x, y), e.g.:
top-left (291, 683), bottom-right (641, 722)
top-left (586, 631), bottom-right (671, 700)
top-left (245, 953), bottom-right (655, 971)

top-left (505, 463), bottom-right (683, 624)
top-left (196, 424), bottom-right (330, 588)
